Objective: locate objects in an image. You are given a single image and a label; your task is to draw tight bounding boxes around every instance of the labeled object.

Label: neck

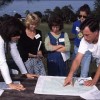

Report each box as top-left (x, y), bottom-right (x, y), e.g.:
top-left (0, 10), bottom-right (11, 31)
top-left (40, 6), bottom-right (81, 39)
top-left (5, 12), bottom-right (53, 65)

top-left (92, 32), bottom-right (99, 44)
top-left (26, 28), bottom-right (36, 34)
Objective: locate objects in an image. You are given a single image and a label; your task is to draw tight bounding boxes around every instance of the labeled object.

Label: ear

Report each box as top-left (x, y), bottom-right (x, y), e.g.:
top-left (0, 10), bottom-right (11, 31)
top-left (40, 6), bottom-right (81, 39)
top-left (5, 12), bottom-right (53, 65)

top-left (94, 31), bottom-right (99, 35)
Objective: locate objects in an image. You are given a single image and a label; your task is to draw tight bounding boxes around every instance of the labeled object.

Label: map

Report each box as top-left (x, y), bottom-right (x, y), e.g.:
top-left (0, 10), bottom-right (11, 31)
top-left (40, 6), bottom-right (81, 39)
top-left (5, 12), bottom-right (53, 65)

top-left (34, 76), bottom-right (98, 96)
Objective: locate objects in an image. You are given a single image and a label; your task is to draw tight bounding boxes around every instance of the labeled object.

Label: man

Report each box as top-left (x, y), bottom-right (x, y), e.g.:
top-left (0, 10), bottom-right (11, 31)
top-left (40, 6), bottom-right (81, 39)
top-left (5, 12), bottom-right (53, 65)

top-left (64, 17), bottom-right (100, 86)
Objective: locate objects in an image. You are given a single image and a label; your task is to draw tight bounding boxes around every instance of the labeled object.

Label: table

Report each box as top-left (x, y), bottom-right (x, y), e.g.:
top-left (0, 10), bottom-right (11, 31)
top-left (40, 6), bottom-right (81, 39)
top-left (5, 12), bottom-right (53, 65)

top-left (0, 75), bottom-right (100, 100)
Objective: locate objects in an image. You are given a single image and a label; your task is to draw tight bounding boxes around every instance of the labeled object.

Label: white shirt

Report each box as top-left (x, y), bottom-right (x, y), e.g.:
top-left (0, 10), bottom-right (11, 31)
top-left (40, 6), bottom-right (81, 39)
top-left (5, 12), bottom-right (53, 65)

top-left (78, 32), bottom-right (100, 64)
top-left (0, 36), bottom-right (27, 84)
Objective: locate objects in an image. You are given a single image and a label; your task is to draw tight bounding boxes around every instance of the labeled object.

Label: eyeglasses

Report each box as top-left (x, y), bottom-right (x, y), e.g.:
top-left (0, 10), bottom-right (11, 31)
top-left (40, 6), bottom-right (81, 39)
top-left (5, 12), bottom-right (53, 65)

top-left (78, 15), bottom-right (87, 19)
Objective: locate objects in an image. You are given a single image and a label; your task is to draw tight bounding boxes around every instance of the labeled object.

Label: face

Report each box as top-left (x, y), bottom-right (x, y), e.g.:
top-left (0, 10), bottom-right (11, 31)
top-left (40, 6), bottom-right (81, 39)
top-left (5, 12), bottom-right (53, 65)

top-left (78, 11), bottom-right (87, 23)
top-left (51, 25), bottom-right (60, 33)
top-left (29, 24), bottom-right (37, 31)
top-left (11, 36), bottom-right (20, 42)
top-left (82, 26), bottom-right (98, 44)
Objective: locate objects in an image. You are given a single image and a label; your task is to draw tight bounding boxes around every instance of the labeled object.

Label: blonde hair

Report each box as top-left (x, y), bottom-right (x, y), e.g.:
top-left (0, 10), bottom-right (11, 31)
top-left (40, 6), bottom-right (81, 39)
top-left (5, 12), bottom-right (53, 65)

top-left (25, 13), bottom-right (41, 28)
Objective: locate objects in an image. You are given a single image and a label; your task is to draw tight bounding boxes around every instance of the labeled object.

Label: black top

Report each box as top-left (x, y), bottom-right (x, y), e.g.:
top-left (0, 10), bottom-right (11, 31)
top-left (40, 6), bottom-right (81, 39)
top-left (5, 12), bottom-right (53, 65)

top-left (17, 29), bottom-right (43, 62)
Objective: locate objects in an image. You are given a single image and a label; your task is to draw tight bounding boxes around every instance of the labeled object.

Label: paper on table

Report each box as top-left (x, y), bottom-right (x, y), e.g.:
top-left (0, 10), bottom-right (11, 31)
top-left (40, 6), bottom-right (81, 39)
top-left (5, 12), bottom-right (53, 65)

top-left (34, 76), bottom-right (98, 96)
top-left (61, 51), bottom-right (70, 62)
top-left (0, 81), bottom-right (20, 90)
top-left (0, 89), bottom-right (4, 96)
top-left (80, 88), bottom-right (100, 99)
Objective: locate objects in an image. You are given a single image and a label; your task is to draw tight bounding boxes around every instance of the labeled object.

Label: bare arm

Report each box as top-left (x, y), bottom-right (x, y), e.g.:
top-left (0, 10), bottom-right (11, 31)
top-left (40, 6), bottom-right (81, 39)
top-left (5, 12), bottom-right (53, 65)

top-left (84, 64), bottom-right (100, 86)
top-left (64, 52), bottom-right (84, 86)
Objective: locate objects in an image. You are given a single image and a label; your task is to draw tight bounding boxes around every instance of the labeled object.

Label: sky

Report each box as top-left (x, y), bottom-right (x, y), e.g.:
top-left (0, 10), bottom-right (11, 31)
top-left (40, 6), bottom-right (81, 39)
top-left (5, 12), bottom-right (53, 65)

top-left (0, 0), bottom-right (95, 17)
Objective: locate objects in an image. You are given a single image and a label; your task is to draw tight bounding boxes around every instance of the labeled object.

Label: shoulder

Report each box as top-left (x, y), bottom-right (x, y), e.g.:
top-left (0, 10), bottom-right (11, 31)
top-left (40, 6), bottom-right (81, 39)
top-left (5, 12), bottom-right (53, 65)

top-left (79, 38), bottom-right (89, 48)
top-left (73, 20), bottom-right (81, 25)
top-left (81, 38), bottom-right (88, 44)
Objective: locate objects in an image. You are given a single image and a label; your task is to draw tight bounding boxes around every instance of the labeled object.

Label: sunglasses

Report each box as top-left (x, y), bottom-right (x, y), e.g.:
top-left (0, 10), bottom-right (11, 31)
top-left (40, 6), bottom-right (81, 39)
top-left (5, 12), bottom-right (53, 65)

top-left (78, 15), bottom-right (87, 19)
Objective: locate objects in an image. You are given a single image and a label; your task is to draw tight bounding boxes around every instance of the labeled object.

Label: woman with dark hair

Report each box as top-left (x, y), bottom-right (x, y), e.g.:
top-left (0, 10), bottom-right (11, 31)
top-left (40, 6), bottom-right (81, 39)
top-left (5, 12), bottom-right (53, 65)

top-left (45, 13), bottom-right (70, 76)
top-left (0, 16), bottom-right (37, 91)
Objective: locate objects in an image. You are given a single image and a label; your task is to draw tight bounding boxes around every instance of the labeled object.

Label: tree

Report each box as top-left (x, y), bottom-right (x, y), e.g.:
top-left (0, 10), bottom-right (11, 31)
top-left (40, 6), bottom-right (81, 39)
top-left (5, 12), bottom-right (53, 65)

top-left (44, 9), bottom-right (52, 16)
top-left (34, 11), bottom-right (42, 18)
top-left (25, 10), bottom-right (30, 16)
top-left (44, 9), bottom-right (52, 22)
top-left (0, 0), bottom-right (13, 8)
top-left (94, 0), bottom-right (100, 21)
top-left (61, 5), bottom-right (76, 23)
top-left (53, 6), bottom-right (62, 19)
top-left (14, 13), bottom-right (22, 19)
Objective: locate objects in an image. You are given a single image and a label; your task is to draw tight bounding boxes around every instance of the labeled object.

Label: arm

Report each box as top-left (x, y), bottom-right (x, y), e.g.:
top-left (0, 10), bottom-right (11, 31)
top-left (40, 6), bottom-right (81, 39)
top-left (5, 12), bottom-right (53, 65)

top-left (57, 32), bottom-right (71, 52)
top-left (10, 42), bottom-right (38, 78)
top-left (10, 42), bottom-right (27, 74)
top-left (64, 52), bottom-right (84, 86)
top-left (0, 38), bottom-right (25, 91)
top-left (44, 36), bottom-right (63, 51)
top-left (0, 38), bottom-right (12, 84)
top-left (84, 64), bottom-right (100, 86)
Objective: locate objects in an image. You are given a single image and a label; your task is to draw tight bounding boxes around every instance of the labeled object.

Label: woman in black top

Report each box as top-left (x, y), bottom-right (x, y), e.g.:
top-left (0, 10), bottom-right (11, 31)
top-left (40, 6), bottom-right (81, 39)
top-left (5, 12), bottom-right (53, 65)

top-left (18, 13), bottom-right (46, 75)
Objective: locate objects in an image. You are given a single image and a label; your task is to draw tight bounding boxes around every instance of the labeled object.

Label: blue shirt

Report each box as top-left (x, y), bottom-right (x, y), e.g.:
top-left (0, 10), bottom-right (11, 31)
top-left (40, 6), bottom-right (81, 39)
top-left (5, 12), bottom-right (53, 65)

top-left (71, 20), bottom-right (81, 47)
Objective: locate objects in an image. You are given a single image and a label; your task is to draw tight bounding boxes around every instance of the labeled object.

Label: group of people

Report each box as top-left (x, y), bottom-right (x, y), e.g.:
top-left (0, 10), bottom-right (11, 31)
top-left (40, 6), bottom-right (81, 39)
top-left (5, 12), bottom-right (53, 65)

top-left (0, 3), bottom-right (100, 91)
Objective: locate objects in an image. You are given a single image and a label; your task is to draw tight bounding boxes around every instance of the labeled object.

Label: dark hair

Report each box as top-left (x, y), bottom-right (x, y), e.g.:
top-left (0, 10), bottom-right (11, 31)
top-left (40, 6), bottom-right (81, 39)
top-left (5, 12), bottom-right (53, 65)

top-left (0, 16), bottom-right (25, 42)
top-left (77, 4), bottom-right (91, 16)
top-left (48, 13), bottom-right (63, 31)
top-left (80, 17), bottom-right (99, 32)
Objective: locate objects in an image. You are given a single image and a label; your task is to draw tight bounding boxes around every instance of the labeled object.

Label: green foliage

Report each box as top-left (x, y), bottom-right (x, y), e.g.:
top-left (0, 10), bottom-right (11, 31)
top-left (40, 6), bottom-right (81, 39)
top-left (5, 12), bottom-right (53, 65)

top-left (94, 0), bottom-right (100, 21)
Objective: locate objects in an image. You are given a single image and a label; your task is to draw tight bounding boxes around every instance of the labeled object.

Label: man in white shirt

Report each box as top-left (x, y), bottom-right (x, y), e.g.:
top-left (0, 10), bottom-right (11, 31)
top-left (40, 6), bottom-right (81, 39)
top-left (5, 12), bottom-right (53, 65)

top-left (64, 17), bottom-right (100, 86)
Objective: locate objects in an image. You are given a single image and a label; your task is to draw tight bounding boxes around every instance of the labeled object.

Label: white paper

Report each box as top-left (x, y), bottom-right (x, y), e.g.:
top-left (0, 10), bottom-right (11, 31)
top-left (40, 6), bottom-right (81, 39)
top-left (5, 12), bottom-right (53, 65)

top-left (11, 69), bottom-right (19, 74)
top-left (0, 89), bottom-right (4, 96)
top-left (0, 81), bottom-right (20, 90)
top-left (34, 76), bottom-right (98, 96)
top-left (80, 88), bottom-right (100, 99)
top-left (38, 41), bottom-right (42, 51)
top-left (61, 51), bottom-right (70, 62)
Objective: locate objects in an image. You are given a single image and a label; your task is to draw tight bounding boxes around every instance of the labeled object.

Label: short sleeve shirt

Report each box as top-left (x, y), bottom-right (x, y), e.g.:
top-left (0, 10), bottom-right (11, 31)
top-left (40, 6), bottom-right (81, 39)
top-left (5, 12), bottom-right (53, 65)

top-left (78, 32), bottom-right (100, 63)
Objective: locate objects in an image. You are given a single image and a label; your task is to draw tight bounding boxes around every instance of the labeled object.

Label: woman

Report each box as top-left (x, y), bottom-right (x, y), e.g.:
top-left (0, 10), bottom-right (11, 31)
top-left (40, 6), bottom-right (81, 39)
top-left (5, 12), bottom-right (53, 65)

top-left (18, 13), bottom-right (46, 75)
top-left (0, 16), bottom-right (37, 91)
top-left (71, 4), bottom-right (92, 77)
top-left (45, 13), bottom-right (70, 76)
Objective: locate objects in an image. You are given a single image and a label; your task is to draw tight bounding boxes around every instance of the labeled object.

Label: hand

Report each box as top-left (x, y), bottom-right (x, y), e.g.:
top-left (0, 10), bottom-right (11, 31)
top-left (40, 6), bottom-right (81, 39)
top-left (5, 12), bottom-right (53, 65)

top-left (84, 79), bottom-right (97, 86)
top-left (37, 51), bottom-right (43, 58)
top-left (63, 76), bottom-right (72, 86)
top-left (8, 83), bottom-right (25, 91)
top-left (37, 55), bottom-right (43, 59)
top-left (25, 73), bottom-right (39, 79)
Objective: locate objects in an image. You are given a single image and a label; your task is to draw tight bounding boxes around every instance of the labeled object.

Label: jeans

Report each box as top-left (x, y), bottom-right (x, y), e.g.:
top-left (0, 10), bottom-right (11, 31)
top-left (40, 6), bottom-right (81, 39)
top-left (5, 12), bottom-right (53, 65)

top-left (72, 45), bottom-right (92, 77)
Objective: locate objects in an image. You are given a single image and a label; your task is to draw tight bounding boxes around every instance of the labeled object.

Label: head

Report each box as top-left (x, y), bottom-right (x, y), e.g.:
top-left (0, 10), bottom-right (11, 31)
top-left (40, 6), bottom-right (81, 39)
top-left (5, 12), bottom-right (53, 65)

top-left (25, 13), bottom-right (41, 31)
top-left (77, 4), bottom-right (91, 23)
top-left (48, 13), bottom-right (63, 33)
top-left (80, 17), bottom-right (99, 43)
top-left (0, 16), bottom-right (25, 42)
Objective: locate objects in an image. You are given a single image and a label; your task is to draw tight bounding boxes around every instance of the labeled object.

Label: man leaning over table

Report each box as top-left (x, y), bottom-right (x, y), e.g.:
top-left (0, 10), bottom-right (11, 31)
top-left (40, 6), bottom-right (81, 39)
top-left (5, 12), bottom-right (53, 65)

top-left (64, 17), bottom-right (100, 86)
